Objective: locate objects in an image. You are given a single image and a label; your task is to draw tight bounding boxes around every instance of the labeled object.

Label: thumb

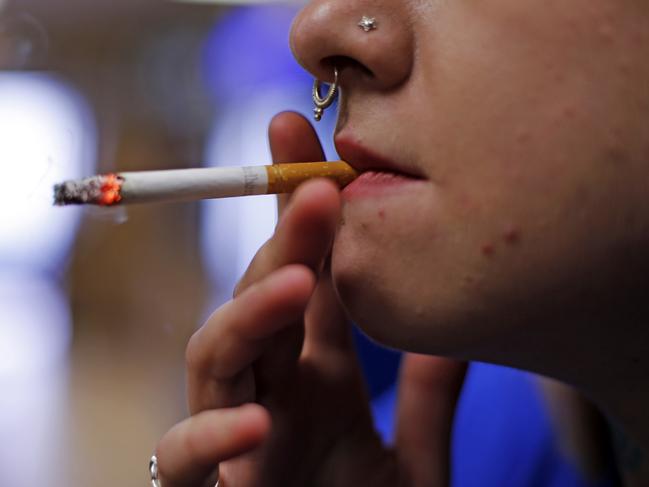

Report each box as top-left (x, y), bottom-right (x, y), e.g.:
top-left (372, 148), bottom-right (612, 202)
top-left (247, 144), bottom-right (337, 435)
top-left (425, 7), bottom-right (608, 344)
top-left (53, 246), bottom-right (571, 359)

top-left (395, 354), bottom-right (467, 487)
top-left (269, 111), bottom-right (327, 215)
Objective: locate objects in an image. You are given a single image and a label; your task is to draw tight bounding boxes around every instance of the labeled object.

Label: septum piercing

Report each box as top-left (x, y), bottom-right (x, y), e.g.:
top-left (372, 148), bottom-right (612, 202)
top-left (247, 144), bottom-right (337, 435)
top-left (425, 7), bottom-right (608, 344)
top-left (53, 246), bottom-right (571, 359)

top-left (358, 16), bottom-right (378, 32)
top-left (312, 66), bottom-right (339, 122)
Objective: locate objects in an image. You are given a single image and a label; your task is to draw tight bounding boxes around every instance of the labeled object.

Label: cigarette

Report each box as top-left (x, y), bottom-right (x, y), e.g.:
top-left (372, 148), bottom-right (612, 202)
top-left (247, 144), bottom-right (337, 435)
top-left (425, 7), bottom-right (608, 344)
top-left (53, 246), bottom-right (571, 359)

top-left (53, 161), bottom-right (358, 206)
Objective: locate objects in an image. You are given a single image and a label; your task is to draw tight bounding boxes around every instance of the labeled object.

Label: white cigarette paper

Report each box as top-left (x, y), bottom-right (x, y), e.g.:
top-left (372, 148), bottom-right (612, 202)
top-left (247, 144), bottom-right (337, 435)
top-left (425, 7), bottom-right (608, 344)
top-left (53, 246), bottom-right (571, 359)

top-left (121, 166), bottom-right (269, 203)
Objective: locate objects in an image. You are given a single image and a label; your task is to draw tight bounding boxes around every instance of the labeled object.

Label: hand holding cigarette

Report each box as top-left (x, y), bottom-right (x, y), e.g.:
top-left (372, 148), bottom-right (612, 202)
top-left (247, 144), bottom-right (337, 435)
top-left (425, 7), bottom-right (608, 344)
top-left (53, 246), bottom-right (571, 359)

top-left (153, 113), bottom-right (363, 486)
top-left (151, 112), bottom-right (465, 487)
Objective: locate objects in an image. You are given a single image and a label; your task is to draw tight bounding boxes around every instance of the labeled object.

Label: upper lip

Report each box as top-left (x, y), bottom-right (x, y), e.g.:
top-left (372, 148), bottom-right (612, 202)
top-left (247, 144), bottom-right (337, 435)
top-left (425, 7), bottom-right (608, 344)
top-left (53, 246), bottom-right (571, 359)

top-left (334, 135), bottom-right (425, 179)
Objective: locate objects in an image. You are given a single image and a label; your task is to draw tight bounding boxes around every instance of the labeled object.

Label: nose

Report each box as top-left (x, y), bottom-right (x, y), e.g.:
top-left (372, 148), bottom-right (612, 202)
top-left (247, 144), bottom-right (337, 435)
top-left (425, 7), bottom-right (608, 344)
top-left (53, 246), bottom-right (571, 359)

top-left (290, 0), bottom-right (414, 91)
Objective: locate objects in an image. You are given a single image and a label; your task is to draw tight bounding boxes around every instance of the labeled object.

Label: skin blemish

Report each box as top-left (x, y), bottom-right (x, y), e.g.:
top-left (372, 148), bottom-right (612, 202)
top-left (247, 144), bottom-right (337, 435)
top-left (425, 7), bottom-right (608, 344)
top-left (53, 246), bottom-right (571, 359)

top-left (481, 243), bottom-right (495, 257)
top-left (503, 225), bottom-right (521, 245)
top-left (639, 99), bottom-right (649, 113)
top-left (562, 105), bottom-right (577, 120)
top-left (604, 146), bottom-right (629, 166)
top-left (597, 23), bottom-right (615, 43)
top-left (515, 129), bottom-right (531, 144)
top-left (378, 209), bottom-right (386, 220)
top-left (618, 59), bottom-right (631, 77)
top-left (414, 306), bottom-right (425, 319)
top-left (457, 193), bottom-right (478, 211)
top-left (631, 31), bottom-right (643, 48)
top-left (606, 126), bottom-right (625, 153)
top-left (564, 17), bottom-right (578, 31)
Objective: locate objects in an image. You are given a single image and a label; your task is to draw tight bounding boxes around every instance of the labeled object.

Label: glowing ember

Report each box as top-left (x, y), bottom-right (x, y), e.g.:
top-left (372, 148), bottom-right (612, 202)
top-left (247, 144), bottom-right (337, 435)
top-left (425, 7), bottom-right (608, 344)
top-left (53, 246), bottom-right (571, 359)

top-left (98, 174), bottom-right (123, 206)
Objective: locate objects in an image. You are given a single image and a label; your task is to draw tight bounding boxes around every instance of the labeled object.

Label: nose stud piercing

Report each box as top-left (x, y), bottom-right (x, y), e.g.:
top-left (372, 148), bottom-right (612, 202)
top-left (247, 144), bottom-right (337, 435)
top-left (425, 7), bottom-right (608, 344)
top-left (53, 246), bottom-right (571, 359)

top-left (312, 66), bottom-right (339, 122)
top-left (358, 16), bottom-right (378, 32)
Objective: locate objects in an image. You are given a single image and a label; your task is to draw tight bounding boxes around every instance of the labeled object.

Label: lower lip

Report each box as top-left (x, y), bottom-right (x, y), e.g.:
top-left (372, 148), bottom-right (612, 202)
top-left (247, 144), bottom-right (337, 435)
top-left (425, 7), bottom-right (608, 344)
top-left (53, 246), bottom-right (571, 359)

top-left (342, 171), bottom-right (425, 200)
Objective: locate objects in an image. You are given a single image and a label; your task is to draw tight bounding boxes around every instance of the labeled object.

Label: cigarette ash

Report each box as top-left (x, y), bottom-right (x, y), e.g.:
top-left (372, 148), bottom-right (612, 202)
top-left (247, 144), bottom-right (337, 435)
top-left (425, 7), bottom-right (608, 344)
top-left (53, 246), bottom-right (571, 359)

top-left (53, 174), bottom-right (123, 206)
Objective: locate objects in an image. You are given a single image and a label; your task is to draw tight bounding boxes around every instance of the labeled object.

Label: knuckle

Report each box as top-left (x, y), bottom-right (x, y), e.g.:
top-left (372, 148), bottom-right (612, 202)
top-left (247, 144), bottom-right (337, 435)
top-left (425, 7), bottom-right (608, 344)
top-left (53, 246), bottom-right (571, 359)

top-left (233, 260), bottom-right (259, 298)
top-left (185, 331), bottom-right (204, 373)
top-left (234, 239), bottom-right (279, 299)
top-left (232, 278), bottom-right (245, 298)
top-left (182, 422), bottom-right (203, 464)
top-left (153, 432), bottom-right (174, 478)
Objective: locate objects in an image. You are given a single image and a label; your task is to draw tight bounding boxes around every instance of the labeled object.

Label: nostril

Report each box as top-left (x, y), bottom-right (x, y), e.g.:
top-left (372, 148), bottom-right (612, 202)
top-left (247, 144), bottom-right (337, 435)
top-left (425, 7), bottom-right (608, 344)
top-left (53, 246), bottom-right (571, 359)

top-left (323, 55), bottom-right (374, 80)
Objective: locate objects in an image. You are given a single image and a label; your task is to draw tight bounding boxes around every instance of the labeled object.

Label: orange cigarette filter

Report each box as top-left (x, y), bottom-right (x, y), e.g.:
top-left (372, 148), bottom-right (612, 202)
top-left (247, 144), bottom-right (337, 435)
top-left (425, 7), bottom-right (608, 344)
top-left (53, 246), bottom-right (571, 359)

top-left (266, 162), bottom-right (358, 194)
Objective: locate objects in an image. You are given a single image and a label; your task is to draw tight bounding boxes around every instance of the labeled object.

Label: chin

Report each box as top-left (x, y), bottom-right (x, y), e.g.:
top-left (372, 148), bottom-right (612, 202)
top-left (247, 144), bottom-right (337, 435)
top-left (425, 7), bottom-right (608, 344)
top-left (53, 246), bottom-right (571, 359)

top-left (331, 233), bottom-right (486, 357)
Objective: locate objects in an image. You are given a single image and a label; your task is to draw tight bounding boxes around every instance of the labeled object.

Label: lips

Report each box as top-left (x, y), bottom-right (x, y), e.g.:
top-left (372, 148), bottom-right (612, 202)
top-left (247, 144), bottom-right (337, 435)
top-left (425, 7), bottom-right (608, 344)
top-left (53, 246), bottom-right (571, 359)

top-left (334, 136), bottom-right (426, 199)
top-left (334, 136), bottom-right (425, 180)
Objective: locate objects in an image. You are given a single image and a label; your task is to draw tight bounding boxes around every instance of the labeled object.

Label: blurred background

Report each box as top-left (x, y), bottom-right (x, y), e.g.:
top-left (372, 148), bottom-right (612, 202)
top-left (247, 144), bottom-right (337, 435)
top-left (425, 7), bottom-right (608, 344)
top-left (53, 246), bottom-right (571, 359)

top-left (0, 1), bottom-right (338, 485)
top-left (0, 1), bottom-right (617, 486)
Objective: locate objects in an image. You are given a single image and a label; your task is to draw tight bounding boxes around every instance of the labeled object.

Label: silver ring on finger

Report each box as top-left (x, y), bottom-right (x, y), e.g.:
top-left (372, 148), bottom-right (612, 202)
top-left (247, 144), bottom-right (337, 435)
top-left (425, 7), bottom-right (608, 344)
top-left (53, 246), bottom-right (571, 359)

top-left (149, 455), bottom-right (162, 487)
top-left (149, 454), bottom-right (221, 487)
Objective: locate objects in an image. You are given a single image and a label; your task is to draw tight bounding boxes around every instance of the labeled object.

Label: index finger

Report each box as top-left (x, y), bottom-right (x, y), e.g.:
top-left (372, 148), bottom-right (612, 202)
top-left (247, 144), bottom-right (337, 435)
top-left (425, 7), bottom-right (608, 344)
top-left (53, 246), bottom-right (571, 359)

top-left (234, 177), bottom-right (340, 297)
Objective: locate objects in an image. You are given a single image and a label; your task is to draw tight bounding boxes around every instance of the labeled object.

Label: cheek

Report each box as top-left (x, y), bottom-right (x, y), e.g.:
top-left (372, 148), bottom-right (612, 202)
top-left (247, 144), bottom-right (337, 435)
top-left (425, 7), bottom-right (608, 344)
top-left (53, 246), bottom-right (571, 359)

top-left (330, 155), bottom-right (618, 353)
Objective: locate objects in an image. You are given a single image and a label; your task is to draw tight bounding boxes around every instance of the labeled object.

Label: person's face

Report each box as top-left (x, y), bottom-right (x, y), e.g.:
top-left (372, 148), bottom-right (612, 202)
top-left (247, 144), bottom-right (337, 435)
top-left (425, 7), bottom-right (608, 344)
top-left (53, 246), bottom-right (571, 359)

top-left (290, 0), bottom-right (649, 355)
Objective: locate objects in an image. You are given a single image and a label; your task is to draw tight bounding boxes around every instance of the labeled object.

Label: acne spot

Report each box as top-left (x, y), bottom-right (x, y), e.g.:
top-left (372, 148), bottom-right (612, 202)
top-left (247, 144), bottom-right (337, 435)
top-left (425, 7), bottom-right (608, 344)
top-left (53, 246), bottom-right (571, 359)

top-left (414, 306), bottom-right (425, 319)
top-left (618, 59), bottom-right (631, 77)
top-left (562, 105), bottom-right (577, 120)
top-left (631, 32), bottom-right (643, 48)
top-left (564, 17), bottom-right (578, 30)
top-left (515, 129), bottom-right (532, 144)
top-left (378, 209), bottom-right (386, 220)
top-left (458, 193), bottom-right (478, 211)
top-left (481, 243), bottom-right (495, 257)
top-left (463, 275), bottom-right (476, 287)
top-left (598, 23), bottom-right (615, 43)
top-left (503, 225), bottom-right (521, 245)
top-left (606, 126), bottom-right (625, 157)
top-left (604, 146), bottom-right (629, 166)
top-left (602, 9), bottom-right (617, 24)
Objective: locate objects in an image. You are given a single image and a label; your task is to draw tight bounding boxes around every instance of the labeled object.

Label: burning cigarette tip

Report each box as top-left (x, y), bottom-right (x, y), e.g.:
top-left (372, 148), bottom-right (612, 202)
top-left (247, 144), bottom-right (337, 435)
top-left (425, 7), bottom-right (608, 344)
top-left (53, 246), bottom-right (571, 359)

top-left (54, 174), bottom-right (123, 206)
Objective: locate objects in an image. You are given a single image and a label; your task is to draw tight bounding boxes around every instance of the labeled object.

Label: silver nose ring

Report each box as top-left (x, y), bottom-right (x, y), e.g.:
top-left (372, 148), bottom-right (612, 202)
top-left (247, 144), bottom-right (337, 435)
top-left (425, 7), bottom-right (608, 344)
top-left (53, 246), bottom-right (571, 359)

top-left (312, 66), bottom-right (339, 122)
